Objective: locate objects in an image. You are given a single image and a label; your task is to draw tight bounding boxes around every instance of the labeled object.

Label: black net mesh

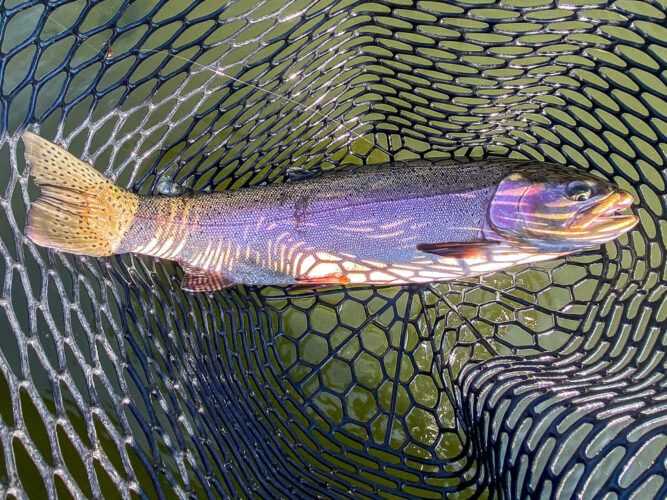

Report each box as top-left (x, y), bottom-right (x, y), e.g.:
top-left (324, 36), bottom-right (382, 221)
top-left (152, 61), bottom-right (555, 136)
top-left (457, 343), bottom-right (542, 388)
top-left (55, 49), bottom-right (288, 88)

top-left (0, 0), bottom-right (665, 498)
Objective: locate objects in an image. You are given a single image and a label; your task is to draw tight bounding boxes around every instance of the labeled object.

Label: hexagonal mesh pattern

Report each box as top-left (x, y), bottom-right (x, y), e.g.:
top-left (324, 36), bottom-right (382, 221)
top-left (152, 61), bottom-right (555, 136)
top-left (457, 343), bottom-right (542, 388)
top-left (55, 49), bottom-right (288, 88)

top-left (0, 0), bottom-right (665, 498)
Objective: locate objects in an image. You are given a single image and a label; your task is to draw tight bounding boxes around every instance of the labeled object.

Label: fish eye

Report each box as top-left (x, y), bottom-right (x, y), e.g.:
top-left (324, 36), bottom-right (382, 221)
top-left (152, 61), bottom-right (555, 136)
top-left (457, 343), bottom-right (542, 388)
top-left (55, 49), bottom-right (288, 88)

top-left (566, 181), bottom-right (592, 202)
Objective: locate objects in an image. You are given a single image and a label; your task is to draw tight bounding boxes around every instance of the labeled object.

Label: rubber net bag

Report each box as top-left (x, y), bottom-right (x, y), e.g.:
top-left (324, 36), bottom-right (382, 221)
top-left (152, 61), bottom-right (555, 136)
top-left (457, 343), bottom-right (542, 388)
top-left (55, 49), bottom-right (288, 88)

top-left (0, 0), bottom-right (665, 498)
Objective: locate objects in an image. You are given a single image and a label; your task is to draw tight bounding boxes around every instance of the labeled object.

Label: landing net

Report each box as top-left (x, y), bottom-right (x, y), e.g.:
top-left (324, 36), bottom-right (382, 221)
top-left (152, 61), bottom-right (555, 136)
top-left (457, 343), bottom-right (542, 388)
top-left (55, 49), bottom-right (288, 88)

top-left (0, 0), bottom-right (665, 498)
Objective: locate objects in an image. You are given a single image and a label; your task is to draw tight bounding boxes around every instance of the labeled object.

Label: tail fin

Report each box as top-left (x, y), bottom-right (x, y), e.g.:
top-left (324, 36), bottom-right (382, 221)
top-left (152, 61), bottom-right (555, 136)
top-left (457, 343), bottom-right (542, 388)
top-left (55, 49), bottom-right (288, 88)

top-left (23, 132), bottom-right (138, 256)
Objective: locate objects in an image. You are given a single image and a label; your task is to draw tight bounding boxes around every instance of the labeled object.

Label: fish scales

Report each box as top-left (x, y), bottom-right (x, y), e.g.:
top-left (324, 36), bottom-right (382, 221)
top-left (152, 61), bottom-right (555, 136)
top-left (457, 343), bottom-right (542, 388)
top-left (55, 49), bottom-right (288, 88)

top-left (119, 161), bottom-right (518, 285)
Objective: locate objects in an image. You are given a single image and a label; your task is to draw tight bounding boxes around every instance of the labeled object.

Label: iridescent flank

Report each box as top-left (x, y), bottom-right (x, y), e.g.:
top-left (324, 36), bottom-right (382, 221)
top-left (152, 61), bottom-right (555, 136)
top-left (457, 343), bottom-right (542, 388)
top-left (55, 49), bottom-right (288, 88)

top-left (23, 133), bottom-right (638, 292)
top-left (116, 160), bottom-right (637, 290)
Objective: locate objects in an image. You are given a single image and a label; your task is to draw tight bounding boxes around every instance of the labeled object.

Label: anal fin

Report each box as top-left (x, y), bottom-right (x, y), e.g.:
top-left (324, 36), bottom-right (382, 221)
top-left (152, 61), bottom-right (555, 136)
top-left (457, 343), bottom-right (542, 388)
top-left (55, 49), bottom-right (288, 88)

top-left (181, 264), bottom-right (235, 292)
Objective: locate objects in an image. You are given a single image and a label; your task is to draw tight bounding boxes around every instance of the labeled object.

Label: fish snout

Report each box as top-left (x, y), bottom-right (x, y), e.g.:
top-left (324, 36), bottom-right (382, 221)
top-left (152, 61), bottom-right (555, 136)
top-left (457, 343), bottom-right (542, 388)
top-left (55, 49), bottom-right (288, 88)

top-left (568, 189), bottom-right (637, 233)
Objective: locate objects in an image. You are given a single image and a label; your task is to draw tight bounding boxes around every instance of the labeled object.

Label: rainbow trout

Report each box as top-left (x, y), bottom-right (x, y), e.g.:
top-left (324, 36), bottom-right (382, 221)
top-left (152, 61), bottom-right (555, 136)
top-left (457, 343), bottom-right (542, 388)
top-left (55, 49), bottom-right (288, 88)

top-left (23, 132), bottom-right (638, 291)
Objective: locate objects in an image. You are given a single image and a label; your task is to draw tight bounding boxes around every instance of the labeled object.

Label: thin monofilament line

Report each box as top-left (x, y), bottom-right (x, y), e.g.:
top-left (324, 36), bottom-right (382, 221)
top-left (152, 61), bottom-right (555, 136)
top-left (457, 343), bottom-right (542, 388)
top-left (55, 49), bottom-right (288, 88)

top-left (44, 12), bottom-right (393, 159)
top-left (428, 284), bottom-right (499, 358)
top-left (135, 48), bottom-right (394, 158)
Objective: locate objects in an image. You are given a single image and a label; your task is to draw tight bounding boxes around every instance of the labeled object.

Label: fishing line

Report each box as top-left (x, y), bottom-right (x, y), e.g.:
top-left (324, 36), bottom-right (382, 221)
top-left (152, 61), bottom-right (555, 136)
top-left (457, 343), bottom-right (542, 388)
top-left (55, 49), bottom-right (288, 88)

top-left (44, 14), bottom-right (484, 334)
top-left (140, 47), bottom-right (395, 160)
top-left (418, 286), bottom-right (470, 436)
top-left (44, 11), bottom-right (394, 160)
top-left (427, 284), bottom-right (499, 358)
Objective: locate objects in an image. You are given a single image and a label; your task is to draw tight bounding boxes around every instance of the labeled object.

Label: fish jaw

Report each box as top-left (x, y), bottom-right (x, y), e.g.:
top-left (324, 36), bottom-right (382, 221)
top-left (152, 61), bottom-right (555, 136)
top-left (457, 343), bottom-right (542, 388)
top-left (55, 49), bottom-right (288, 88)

top-left (567, 190), bottom-right (638, 235)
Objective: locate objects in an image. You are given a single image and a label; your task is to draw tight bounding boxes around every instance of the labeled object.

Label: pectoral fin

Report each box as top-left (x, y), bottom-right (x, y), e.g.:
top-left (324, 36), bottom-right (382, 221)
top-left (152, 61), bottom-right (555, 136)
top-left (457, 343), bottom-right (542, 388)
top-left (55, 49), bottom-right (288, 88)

top-left (417, 241), bottom-right (499, 259)
top-left (180, 265), bottom-right (235, 292)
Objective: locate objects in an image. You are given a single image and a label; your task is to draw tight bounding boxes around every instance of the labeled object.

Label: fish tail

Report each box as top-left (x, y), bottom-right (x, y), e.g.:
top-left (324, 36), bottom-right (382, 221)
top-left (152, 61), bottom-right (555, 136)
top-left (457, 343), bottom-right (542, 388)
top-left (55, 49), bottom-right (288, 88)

top-left (23, 132), bottom-right (139, 257)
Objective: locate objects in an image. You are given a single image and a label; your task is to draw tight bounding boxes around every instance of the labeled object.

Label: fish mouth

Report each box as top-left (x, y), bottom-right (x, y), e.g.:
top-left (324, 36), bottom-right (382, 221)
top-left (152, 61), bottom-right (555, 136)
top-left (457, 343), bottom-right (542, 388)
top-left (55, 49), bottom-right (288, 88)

top-left (568, 190), bottom-right (638, 235)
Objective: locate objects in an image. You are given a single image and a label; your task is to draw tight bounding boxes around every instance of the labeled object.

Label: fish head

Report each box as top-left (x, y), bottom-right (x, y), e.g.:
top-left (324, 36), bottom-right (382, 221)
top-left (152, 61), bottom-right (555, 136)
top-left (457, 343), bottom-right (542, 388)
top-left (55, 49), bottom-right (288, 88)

top-left (487, 164), bottom-right (638, 252)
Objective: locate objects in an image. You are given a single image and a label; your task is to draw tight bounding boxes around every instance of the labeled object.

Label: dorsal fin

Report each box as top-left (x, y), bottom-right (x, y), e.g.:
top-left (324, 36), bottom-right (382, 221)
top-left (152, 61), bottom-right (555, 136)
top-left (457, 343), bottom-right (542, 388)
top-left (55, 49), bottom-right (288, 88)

top-left (287, 166), bottom-right (319, 181)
